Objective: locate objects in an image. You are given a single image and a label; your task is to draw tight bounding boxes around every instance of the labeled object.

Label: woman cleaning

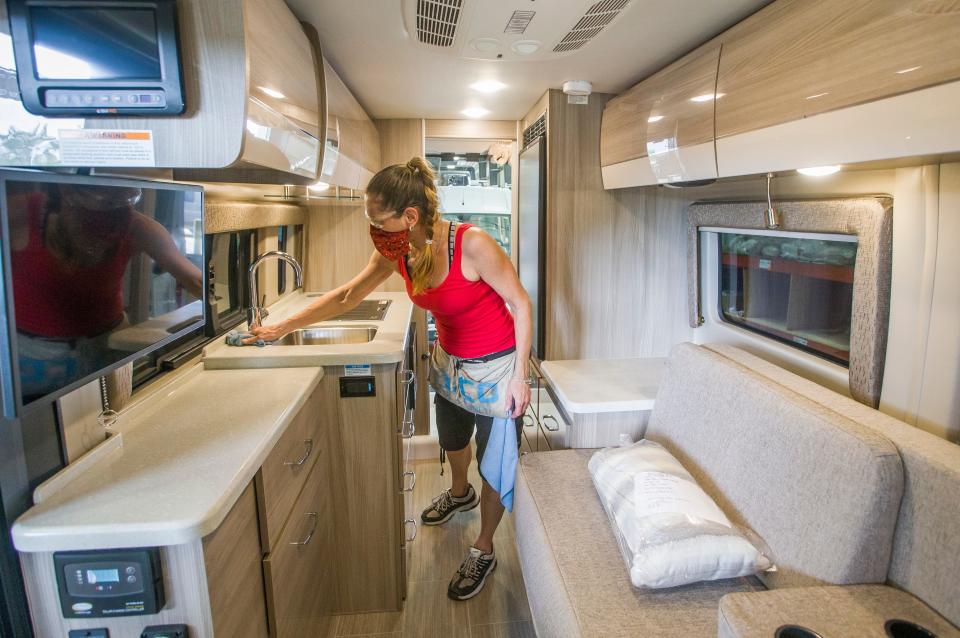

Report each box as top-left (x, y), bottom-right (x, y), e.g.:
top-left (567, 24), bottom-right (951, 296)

top-left (246, 157), bottom-right (532, 601)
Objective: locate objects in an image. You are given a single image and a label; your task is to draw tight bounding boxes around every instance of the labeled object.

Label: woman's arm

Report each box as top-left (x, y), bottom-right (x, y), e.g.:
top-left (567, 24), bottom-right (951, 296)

top-left (131, 213), bottom-right (204, 297)
top-left (461, 228), bottom-right (533, 418)
top-left (245, 250), bottom-right (396, 343)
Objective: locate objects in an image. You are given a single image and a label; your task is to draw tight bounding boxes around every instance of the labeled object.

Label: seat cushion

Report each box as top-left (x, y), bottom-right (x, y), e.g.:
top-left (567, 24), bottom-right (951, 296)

top-left (705, 342), bottom-right (960, 627)
top-left (717, 585), bottom-right (960, 638)
top-left (515, 449), bottom-right (763, 638)
top-left (645, 343), bottom-right (904, 589)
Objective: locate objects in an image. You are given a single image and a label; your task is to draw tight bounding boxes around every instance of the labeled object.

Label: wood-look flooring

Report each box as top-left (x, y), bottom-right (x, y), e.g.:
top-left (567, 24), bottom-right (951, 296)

top-left (327, 458), bottom-right (535, 638)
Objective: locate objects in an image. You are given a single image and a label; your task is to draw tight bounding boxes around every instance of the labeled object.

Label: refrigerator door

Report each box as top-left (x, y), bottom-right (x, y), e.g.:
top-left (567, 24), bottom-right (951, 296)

top-left (518, 138), bottom-right (546, 359)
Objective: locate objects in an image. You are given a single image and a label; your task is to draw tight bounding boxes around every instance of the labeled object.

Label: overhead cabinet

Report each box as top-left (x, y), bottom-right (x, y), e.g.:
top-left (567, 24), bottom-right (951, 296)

top-left (600, 0), bottom-right (960, 188)
top-left (600, 44), bottom-right (720, 189)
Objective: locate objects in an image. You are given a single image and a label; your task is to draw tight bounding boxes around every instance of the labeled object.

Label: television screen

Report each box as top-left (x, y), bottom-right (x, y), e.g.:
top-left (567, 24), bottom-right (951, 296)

top-left (29, 7), bottom-right (162, 80)
top-left (1, 172), bottom-right (204, 408)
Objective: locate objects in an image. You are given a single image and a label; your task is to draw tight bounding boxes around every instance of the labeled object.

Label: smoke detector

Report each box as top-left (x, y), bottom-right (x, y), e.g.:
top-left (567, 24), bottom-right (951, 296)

top-left (563, 80), bottom-right (593, 104)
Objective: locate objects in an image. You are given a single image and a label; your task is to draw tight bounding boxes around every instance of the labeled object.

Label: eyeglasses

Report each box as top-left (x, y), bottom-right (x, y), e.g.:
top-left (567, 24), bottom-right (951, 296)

top-left (365, 208), bottom-right (404, 229)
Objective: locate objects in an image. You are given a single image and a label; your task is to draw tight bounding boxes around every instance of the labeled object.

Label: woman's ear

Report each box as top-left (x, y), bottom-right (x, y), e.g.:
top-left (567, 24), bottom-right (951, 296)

top-left (402, 206), bottom-right (420, 228)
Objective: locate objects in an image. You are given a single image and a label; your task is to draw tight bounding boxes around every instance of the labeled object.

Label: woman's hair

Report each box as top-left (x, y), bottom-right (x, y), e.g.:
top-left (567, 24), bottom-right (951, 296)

top-left (367, 156), bottom-right (441, 295)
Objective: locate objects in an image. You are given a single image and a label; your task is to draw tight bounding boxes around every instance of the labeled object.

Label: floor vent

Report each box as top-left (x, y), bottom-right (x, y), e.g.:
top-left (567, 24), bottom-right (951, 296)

top-left (504, 10), bottom-right (536, 34)
top-left (416, 0), bottom-right (464, 47)
top-left (553, 0), bottom-right (631, 52)
top-left (522, 114), bottom-right (546, 149)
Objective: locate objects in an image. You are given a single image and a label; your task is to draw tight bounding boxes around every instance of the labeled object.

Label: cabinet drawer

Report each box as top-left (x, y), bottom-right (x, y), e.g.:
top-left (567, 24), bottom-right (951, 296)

top-left (258, 387), bottom-right (324, 552)
top-left (263, 460), bottom-right (333, 638)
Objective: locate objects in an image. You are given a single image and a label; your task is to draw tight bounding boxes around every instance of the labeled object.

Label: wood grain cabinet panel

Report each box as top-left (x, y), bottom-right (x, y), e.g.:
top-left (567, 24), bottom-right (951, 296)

top-left (715, 0), bottom-right (960, 139)
top-left (600, 43), bottom-right (720, 168)
top-left (256, 386), bottom-right (326, 552)
top-left (263, 460), bottom-right (334, 638)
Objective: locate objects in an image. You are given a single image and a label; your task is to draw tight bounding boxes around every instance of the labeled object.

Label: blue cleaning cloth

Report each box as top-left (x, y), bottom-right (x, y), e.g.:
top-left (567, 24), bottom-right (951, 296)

top-left (479, 416), bottom-right (519, 512)
top-left (225, 330), bottom-right (266, 347)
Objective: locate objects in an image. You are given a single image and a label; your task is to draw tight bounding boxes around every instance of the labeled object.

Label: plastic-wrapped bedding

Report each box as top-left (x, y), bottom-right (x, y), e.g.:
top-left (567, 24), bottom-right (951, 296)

top-left (588, 440), bottom-right (773, 589)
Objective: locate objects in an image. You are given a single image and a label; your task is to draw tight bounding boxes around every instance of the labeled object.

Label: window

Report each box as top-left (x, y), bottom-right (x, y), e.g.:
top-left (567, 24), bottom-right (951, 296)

top-left (718, 231), bottom-right (858, 366)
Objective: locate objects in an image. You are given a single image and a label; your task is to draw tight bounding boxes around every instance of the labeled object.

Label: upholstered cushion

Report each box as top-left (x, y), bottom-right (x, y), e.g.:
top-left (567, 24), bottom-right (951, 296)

top-left (717, 585), bottom-right (960, 638)
top-left (645, 343), bottom-right (904, 589)
top-left (515, 449), bottom-right (762, 638)
top-left (705, 342), bottom-right (960, 628)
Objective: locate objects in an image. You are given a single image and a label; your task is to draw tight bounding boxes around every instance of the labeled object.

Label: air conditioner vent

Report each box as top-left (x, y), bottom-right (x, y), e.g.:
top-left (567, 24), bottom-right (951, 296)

top-left (416, 0), bottom-right (464, 47)
top-left (553, 0), bottom-right (631, 53)
top-left (504, 10), bottom-right (536, 34)
top-left (522, 114), bottom-right (546, 149)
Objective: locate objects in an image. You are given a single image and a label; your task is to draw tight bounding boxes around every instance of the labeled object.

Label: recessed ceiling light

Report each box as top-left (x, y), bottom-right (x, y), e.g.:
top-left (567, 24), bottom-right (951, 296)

top-left (462, 107), bottom-right (489, 118)
top-left (308, 181), bottom-right (330, 191)
top-left (690, 93), bottom-right (724, 103)
top-left (647, 115), bottom-right (664, 123)
top-left (259, 86), bottom-right (285, 99)
top-left (796, 165), bottom-right (841, 176)
top-left (471, 38), bottom-right (500, 53)
top-left (510, 40), bottom-right (541, 55)
top-left (471, 80), bottom-right (506, 93)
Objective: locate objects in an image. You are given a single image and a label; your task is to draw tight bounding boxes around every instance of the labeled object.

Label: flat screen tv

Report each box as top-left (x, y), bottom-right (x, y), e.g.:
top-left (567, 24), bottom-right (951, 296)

top-left (0, 170), bottom-right (204, 415)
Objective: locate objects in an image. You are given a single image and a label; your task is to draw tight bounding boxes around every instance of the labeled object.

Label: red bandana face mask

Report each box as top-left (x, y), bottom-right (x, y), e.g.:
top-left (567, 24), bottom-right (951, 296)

top-left (369, 225), bottom-right (410, 260)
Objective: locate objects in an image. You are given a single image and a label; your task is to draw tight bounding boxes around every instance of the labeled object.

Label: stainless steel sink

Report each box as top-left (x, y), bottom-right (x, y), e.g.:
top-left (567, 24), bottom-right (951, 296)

top-left (272, 326), bottom-right (378, 346)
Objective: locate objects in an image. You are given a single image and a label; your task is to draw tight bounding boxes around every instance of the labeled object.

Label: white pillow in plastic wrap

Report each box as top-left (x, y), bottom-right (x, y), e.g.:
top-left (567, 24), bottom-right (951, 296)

top-left (588, 439), bottom-right (773, 589)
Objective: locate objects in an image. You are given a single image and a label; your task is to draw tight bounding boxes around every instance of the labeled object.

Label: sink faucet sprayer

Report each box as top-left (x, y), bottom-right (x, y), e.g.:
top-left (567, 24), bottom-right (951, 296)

top-left (247, 251), bottom-right (303, 329)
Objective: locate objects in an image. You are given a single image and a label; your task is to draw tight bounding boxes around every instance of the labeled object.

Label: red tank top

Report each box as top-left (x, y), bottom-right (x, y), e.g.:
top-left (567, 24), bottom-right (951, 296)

top-left (400, 223), bottom-right (516, 358)
top-left (11, 193), bottom-right (132, 338)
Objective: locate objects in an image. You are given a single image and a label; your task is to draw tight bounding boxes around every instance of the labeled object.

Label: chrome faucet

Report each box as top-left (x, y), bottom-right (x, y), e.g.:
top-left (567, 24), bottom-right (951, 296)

top-left (247, 251), bottom-right (303, 329)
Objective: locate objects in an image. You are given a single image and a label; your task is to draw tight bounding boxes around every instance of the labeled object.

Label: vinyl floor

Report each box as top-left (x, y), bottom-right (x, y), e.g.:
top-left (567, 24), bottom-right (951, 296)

top-left (327, 457), bottom-right (536, 638)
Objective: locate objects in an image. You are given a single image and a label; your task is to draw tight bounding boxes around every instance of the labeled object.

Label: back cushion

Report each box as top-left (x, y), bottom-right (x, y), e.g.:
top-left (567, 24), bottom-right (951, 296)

top-left (705, 343), bottom-right (960, 627)
top-left (645, 343), bottom-right (903, 589)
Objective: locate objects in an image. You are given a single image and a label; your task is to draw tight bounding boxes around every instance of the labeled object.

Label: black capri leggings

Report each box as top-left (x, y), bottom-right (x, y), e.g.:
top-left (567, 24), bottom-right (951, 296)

top-left (434, 393), bottom-right (523, 482)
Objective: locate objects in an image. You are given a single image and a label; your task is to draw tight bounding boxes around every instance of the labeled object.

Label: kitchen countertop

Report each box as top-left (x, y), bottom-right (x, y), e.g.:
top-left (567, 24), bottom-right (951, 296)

top-left (540, 358), bottom-right (667, 414)
top-left (202, 291), bottom-right (413, 369)
top-left (12, 364), bottom-right (323, 552)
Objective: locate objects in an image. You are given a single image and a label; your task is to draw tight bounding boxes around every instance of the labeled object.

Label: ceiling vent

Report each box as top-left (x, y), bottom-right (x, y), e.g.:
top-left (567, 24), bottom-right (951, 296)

top-left (553, 0), bottom-right (631, 53)
top-left (503, 10), bottom-right (536, 34)
top-left (416, 0), bottom-right (465, 47)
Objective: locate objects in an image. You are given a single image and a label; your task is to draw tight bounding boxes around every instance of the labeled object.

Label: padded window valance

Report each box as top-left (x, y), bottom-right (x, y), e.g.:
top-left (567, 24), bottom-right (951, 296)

top-left (687, 198), bottom-right (893, 407)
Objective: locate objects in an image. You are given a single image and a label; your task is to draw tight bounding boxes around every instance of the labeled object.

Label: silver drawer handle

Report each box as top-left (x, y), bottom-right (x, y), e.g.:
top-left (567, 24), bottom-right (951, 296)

top-left (290, 511), bottom-right (319, 546)
top-left (402, 470), bottom-right (417, 492)
top-left (521, 414), bottom-right (535, 428)
top-left (401, 410), bottom-right (415, 439)
top-left (404, 518), bottom-right (418, 542)
top-left (284, 439), bottom-right (314, 467)
top-left (542, 415), bottom-right (560, 432)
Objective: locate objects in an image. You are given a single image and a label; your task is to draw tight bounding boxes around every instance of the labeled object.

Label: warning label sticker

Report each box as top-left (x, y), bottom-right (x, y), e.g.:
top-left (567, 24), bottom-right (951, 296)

top-left (57, 129), bottom-right (156, 167)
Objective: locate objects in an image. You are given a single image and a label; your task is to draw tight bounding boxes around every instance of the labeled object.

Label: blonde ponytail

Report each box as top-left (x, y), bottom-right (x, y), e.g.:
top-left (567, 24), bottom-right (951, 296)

top-left (368, 157), bottom-right (442, 295)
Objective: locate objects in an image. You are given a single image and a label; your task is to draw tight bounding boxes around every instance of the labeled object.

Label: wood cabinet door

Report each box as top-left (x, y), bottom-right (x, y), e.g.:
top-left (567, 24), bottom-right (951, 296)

top-left (600, 43), bottom-right (720, 183)
top-left (263, 460), bottom-right (333, 638)
top-left (715, 0), bottom-right (960, 140)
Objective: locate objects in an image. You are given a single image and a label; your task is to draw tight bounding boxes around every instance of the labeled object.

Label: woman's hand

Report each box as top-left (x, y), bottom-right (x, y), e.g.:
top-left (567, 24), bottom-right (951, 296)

top-left (508, 377), bottom-right (531, 418)
top-left (244, 321), bottom-right (290, 344)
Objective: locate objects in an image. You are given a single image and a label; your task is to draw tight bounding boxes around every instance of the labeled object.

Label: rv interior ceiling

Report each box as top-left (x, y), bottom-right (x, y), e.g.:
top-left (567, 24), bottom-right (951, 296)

top-left (0, 1), bottom-right (958, 637)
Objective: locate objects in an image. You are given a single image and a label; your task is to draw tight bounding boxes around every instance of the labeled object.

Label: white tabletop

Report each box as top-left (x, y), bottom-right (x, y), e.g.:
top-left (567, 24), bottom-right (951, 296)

top-left (540, 358), bottom-right (667, 414)
top-left (12, 364), bottom-right (323, 552)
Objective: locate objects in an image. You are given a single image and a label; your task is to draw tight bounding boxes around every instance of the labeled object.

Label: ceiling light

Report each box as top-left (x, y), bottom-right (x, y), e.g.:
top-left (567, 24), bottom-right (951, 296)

top-left (647, 115), bottom-right (664, 123)
top-left (308, 181), bottom-right (330, 191)
top-left (471, 80), bottom-right (506, 94)
top-left (471, 38), bottom-right (500, 53)
top-left (510, 40), bottom-right (541, 55)
top-left (896, 66), bottom-right (921, 74)
top-left (259, 86), bottom-right (285, 99)
top-left (690, 93), bottom-right (724, 103)
top-left (462, 107), bottom-right (489, 118)
top-left (796, 165), bottom-right (841, 176)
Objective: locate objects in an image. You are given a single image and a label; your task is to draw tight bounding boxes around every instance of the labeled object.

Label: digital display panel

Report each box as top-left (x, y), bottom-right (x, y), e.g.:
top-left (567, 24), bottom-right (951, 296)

top-left (87, 568), bottom-right (120, 584)
top-left (30, 7), bottom-right (162, 80)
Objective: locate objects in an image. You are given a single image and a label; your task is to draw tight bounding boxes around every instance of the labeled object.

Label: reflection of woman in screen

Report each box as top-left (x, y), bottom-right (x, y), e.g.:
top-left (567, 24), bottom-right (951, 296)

top-left (8, 183), bottom-right (202, 402)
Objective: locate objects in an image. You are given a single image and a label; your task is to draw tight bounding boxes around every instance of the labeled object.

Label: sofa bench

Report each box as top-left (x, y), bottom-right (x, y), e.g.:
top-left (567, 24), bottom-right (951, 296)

top-left (514, 343), bottom-right (960, 637)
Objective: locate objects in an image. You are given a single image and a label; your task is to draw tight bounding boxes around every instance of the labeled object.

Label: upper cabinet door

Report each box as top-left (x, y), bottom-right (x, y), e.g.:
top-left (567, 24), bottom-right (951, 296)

top-left (716, 0), bottom-right (960, 140)
top-left (601, 43), bottom-right (720, 188)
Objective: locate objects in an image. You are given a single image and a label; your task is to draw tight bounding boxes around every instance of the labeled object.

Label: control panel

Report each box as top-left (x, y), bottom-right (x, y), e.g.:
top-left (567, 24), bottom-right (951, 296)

top-left (43, 89), bottom-right (168, 112)
top-left (340, 376), bottom-right (376, 398)
top-left (54, 548), bottom-right (165, 618)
